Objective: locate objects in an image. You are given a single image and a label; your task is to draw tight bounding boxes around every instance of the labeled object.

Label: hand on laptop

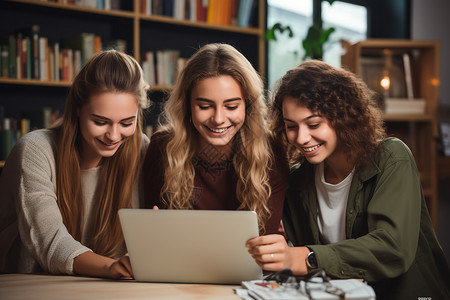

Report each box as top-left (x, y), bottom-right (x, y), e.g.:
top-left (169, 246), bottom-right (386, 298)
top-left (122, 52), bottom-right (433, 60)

top-left (246, 234), bottom-right (309, 275)
top-left (73, 251), bottom-right (134, 279)
top-left (109, 254), bottom-right (134, 279)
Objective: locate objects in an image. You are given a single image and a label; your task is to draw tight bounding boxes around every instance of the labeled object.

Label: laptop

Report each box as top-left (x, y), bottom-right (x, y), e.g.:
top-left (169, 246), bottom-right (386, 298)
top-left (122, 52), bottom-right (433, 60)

top-left (118, 208), bottom-right (263, 284)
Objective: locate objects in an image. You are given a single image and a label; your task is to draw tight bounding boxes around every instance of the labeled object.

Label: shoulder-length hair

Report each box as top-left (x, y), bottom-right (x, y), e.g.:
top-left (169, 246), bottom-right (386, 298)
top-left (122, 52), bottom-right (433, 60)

top-left (271, 59), bottom-right (385, 168)
top-left (53, 50), bottom-right (150, 257)
top-left (159, 43), bottom-right (273, 233)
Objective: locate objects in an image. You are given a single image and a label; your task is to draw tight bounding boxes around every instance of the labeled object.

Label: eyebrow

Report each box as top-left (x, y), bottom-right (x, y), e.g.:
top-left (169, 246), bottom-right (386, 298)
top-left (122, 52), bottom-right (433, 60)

top-left (283, 114), bottom-right (321, 123)
top-left (91, 114), bottom-right (136, 122)
top-left (194, 97), bottom-right (242, 103)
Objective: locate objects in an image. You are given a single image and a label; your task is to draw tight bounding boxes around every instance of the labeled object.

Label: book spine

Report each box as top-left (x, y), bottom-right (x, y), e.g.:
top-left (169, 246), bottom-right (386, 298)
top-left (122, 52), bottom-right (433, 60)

top-left (0, 118), bottom-right (13, 161)
top-left (8, 35), bottom-right (16, 79)
top-left (32, 25), bottom-right (40, 80)
top-left (2, 45), bottom-right (9, 77)
top-left (25, 38), bottom-right (32, 79)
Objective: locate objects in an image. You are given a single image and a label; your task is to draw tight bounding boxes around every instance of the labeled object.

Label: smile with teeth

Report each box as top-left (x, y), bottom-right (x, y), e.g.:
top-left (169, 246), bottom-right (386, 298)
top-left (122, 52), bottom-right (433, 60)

top-left (97, 139), bottom-right (120, 146)
top-left (206, 125), bottom-right (231, 133)
top-left (302, 143), bottom-right (322, 152)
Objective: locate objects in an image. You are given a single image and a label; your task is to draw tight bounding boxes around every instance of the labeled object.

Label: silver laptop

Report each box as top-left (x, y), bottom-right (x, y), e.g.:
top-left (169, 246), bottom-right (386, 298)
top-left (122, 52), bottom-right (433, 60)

top-left (118, 208), bottom-right (263, 284)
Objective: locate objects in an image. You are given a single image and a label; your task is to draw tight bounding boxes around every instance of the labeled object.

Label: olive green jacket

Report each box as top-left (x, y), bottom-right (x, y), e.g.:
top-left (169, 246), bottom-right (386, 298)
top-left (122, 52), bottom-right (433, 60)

top-left (283, 138), bottom-right (450, 299)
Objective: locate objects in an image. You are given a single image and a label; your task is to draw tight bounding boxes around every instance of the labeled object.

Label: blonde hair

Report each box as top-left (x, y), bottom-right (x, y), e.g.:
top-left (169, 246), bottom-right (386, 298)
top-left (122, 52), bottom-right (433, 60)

top-left (159, 43), bottom-right (273, 233)
top-left (52, 50), bottom-right (150, 257)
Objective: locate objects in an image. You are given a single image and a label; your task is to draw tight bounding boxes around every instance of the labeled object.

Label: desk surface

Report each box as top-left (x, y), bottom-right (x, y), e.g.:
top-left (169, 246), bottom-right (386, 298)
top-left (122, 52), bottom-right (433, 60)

top-left (0, 274), bottom-right (242, 300)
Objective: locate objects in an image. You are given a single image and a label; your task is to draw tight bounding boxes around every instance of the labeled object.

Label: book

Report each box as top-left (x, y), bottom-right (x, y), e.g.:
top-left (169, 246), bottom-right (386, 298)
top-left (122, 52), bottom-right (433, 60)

top-left (237, 0), bottom-right (254, 27)
top-left (39, 36), bottom-right (48, 81)
top-left (0, 118), bottom-right (14, 161)
top-left (22, 107), bottom-right (53, 130)
top-left (1, 45), bottom-right (9, 77)
top-left (236, 278), bottom-right (376, 300)
top-left (62, 32), bottom-right (95, 66)
top-left (402, 53), bottom-right (414, 99)
top-left (196, 0), bottom-right (207, 22)
top-left (7, 35), bottom-right (16, 79)
top-left (384, 98), bottom-right (426, 115)
top-left (142, 50), bottom-right (156, 85)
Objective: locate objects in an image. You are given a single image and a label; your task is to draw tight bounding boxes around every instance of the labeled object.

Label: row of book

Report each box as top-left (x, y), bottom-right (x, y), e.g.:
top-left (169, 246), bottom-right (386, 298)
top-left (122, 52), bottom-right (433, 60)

top-left (0, 25), bottom-right (127, 82)
top-left (42, 0), bottom-right (122, 10)
top-left (141, 49), bottom-right (187, 87)
top-left (0, 106), bottom-right (59, 161)
top-left (140, 0), bottom-right (258, 27)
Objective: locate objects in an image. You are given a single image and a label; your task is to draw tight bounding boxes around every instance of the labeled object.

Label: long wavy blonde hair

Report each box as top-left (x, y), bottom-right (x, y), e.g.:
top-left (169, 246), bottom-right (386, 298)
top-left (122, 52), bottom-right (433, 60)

top-left (159, 43), bottom-right (273, 233)
top-left (52, 50), bottom-right (150, 257)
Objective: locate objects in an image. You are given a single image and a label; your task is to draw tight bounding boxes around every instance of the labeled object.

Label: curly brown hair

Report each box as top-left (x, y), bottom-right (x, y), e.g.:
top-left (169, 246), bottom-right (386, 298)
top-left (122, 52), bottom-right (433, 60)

top-left (270, 59), bottom-right (386, 168)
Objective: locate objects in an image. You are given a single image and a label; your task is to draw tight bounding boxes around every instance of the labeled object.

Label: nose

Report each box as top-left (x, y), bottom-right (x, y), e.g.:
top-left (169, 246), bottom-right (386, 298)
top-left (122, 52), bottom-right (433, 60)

top-left (212, 107), bottom-right (225, 125)
top-left (296, 126), bottom-right (311, 145)
top-left (106, 124), bottom-right (120, 142)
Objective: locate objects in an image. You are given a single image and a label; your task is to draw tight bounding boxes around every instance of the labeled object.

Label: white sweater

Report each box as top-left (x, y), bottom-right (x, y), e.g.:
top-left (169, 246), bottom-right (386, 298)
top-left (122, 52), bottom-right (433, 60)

top-left (0, 129), bottom-right (149, 274)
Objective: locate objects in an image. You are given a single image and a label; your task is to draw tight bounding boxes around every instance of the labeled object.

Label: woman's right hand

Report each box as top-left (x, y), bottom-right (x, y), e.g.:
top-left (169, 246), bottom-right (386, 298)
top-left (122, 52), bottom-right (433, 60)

top-left (107, 254), bottom-right (133, 279)
top-left (246, 234), bottom-right (309, 275)
top-left (73, 251), bottom-right (134, 279)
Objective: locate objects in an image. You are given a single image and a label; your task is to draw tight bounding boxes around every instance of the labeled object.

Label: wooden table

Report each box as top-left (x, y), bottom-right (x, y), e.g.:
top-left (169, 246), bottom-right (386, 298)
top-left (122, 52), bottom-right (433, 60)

top-left (0, 274), bottom-right (242, 300)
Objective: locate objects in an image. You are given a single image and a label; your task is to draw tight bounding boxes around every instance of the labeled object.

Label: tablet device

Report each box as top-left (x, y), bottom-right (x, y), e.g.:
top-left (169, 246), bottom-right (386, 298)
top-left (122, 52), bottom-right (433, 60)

top-left (119, 208), bottom-right (263, 284)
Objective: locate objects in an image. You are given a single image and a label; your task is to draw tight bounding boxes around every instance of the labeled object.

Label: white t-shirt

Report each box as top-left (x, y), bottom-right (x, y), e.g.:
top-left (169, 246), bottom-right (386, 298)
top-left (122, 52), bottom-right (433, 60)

top-left (315, 162), bottom-right (355, 244)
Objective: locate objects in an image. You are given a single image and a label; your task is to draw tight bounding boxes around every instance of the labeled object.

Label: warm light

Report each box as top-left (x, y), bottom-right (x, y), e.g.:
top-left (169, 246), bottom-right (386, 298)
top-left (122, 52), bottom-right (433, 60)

top-left (380, 75), bottom-right (390, 90)
top-left (431, 78), bottom-right (440, 86)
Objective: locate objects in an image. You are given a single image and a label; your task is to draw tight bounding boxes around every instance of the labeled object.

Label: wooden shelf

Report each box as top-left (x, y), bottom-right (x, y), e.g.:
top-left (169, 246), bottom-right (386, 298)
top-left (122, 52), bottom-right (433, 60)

top-left (0, 0), bottom-right (266, 166)
top-left (0, 0), bottom-right (266, 122)
top-left (342, 39), bottom-right (440, 231)
top-left (437, 156), bottom-right (450, 178)
top-left (382, 113), bottom-right (434, 122)
top-left (0, 78), bottom-right (71, 87)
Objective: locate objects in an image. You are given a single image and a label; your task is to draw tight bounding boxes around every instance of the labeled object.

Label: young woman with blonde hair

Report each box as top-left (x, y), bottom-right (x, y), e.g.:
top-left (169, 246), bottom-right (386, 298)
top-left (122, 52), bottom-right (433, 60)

top-left (142, 43), bottom-right (289, 235)
top-left (0, 50), bottom-right (150, 279)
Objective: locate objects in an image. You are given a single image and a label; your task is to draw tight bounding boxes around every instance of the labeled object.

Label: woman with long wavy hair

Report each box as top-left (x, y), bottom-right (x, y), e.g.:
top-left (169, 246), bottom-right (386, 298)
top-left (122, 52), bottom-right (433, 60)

top-left (0, 50), bottom-right (150, 279)
top-left (142, 43), bottom-right (289, 235)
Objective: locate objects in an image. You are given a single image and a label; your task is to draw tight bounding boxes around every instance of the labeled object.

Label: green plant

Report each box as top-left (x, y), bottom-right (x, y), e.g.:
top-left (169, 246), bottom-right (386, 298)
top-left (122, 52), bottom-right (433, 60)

top-left (302, 23), bottom-right (335, 60)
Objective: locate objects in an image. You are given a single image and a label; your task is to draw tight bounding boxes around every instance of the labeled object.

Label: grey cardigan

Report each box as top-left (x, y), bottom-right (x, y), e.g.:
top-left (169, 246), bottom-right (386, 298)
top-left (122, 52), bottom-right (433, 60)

top-left (0, 129), bottom-right (149, 274)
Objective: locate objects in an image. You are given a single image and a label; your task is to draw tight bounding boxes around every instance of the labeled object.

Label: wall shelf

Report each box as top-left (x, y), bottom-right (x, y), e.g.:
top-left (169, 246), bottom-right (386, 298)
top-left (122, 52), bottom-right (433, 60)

top-left (342, 39), bottom-right (440, 230)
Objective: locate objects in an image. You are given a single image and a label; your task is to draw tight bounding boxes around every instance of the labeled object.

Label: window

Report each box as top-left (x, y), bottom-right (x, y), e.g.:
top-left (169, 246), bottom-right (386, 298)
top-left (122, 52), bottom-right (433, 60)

top-left (267, 0), bottom-right (367, 88)
top-left (322, 1), bottom-right (367, 67)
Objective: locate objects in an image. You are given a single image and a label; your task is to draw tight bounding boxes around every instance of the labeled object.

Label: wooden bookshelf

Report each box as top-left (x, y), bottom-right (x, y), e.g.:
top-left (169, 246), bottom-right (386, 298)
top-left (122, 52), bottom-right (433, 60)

top-left (342, 39), bottom-right (440, 231)
top-left (0, 0), bottom-right (267, 166)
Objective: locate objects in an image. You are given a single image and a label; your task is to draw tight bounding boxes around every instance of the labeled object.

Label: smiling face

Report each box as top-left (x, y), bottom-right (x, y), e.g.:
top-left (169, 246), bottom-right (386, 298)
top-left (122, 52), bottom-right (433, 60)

top-left (78, 92), bottom-right (139, 169)
top-left (282, 96), bottom-right (339, 165)
top-left (190, 75), bottom-right (245, 155)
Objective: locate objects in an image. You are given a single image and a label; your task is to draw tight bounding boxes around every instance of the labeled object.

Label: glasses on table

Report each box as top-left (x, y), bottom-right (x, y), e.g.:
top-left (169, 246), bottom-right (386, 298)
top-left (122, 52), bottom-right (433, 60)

top-left (264, 269), bottom-right (346, 300)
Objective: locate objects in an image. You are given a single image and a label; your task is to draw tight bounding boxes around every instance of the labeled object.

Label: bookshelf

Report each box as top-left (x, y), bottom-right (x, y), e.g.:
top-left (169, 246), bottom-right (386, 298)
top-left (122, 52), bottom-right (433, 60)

top-left (0, 0), bottom-right (267, 164)
top-left (341, 39), bottom-right (440, 231)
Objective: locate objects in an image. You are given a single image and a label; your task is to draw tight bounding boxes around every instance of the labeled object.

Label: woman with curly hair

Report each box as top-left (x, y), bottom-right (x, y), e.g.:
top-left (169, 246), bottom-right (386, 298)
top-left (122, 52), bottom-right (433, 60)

top-left (0, 50), bottom-right (150, 279)
top-left (142, 43), bottom-right (289, 235)
top-left (246, 60), bottom-right (450, 299)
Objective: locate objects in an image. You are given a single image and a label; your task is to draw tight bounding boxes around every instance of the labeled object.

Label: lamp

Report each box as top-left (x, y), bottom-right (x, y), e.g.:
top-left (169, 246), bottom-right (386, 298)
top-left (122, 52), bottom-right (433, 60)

top-left (378, 49), bottom-right (406, 99)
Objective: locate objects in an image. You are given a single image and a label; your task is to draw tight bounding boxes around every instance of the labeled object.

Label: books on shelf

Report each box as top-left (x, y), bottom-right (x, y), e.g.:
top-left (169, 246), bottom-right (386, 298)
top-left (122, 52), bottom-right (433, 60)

top-left (142, 49), bottom-right (185, 87)
top-left (141, 0), bottom-right (256, 27)
top-left (0, 26), bottom-right (127, 83)
top-left (384, 98), bottom-right (426, 115)
top-left (0, 106), bottom-right (60, 161)
top-left (70, 0), bottom-right (121, 10)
